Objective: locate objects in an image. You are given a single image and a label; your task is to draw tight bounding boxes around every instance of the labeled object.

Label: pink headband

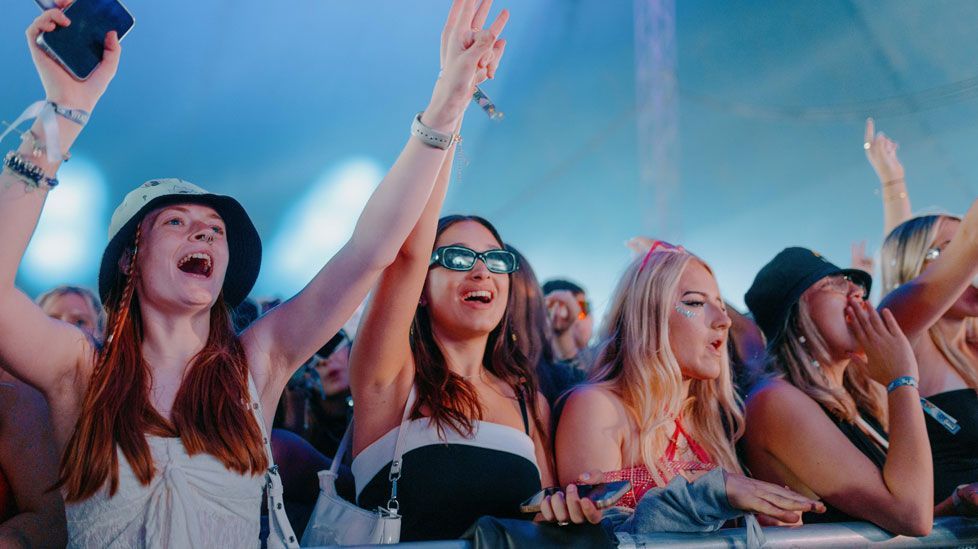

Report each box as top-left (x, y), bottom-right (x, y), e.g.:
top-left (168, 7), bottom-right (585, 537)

top-left (639, 240), bottom-right (687, 271)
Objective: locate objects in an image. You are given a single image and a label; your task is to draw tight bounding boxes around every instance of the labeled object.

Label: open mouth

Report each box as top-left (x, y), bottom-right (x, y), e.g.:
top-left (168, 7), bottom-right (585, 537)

top-left (709, 339), bottom-right (724, 352)
top-left (461, 289), bottom-right (494, 305)
top-left (177, 252), bottom-right (213, 278)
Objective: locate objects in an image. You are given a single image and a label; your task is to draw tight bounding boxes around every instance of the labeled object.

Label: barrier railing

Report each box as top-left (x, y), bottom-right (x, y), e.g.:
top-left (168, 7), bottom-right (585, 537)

top-left (312, 517), bottom-right (978, 548)
top-left (618, 516), bottom-right (978, 548)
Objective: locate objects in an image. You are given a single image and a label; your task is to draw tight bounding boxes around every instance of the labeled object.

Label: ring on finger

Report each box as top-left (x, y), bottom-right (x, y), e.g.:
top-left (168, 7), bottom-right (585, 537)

top-left (863, 142), bottom-right (871, 150)
top-left (557, 521), bottom-right (569, 527)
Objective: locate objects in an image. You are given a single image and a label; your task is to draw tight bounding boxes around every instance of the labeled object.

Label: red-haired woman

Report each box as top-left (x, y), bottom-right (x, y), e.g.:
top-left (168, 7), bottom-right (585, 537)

top-left (0, 0), bottom-right (504, 546)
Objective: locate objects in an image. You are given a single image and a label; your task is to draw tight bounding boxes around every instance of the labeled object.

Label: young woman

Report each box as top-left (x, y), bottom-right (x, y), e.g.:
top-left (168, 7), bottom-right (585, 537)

top-left (743, 247), bottom-right (934, 535)
top-left (553, 243), bottom-right (822, 530)
top-left (0, 1), bottom-right (502, 545)
top-left (350, 212), bottom-right (554, 540)
top-left (880, 209), bottom-right (978, 514)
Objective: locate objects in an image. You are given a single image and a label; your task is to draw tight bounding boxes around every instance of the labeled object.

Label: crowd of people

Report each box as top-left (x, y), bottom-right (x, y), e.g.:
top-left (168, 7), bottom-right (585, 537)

top-left (1, 1), bottom-right (977, 547)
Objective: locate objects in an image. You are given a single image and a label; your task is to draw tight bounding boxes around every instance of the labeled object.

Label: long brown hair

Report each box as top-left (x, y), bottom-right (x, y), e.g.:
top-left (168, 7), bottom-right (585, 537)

top-left (409, 216), bottom-right (547, 448)
top-left (60, 224), bottom-right (268, 502)
top-left (766, 299), bottom-right (887, 426)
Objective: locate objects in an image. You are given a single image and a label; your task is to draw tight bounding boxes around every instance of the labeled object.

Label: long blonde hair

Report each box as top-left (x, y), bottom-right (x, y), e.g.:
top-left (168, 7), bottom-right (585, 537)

top-left (589, 251), bottom-right (744, 474)
top-left (766, 299), bottom-right (887, 426)
top-left (881, 214), bottom-right (978, 391)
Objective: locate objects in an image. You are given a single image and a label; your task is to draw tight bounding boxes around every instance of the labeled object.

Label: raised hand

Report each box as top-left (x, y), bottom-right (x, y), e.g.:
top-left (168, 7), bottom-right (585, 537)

top-left (724, 471), bottom-right (825, 524)
top-left (845, 299), bottom-right (918, 385)
top-left (27, 1), bottom-right (122, 111)
top-left (545, 290), bottom-right (581, 335)
top-left (864, 118), bottom-right (905, 184)
top-left (425, 0), bottom-right (509, 130)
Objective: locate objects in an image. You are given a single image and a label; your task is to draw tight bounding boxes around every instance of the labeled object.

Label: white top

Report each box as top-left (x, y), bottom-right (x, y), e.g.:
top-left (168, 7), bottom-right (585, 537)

top-left (65, 436), bottom-right (264, 548)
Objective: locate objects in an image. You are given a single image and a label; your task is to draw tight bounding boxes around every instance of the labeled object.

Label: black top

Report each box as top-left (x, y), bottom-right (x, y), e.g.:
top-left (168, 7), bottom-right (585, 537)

top-left (355, 393), bottom-right (541, 541)
top-left (803, 406), bottom-right (888, 524)
top-left (925, 388), bottom-right (978, 503)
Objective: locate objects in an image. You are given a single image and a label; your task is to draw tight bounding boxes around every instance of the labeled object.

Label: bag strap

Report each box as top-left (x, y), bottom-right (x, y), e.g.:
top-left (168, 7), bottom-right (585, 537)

top-left (329, 420), bottom-right (354, 476)
top-left (248, 375), bottom-right (300, 549)
top-left (385, 386), bottom-right (417, 514)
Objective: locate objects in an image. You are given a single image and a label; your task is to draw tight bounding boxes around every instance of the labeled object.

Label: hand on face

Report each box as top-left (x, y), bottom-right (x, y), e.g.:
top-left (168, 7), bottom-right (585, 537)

top-left (668, 261), bottom-right (731, 381)
top-left (845, 300), bottom-right (918, 384)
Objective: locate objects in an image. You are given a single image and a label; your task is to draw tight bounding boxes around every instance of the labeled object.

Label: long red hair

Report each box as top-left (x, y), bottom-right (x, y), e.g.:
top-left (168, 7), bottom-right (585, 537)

top-left (59, 225), bottom-right (268, 502)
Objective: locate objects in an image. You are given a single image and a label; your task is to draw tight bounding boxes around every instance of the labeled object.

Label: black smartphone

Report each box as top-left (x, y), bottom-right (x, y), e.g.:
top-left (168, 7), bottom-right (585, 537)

top-left (35, 0), bottom-right (135, 80)
top-left (519, 480), bottom-right (631, 514)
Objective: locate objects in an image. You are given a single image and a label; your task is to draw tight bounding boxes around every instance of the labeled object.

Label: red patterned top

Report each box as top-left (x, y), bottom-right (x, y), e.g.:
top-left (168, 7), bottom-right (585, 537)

top-left (602, 419), bottom-right (715, 509)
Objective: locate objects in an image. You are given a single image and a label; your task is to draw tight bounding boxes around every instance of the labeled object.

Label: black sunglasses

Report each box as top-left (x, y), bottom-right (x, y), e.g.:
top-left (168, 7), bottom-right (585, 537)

top-left (430, 246), bottom-right (519, 274)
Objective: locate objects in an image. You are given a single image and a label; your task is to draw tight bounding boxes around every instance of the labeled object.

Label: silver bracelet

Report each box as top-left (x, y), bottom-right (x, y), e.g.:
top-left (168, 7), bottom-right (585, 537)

top-left (410, 112), bottom-right (460, 150)
top-left (48, 101), bottom-right (90, 126)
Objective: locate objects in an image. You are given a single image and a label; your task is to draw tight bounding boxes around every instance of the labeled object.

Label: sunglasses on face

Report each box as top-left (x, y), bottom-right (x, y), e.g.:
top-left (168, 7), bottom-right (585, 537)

top-left (815, 274), bottom-right (867, 300)
top-left (429, 246), bottom-right (519, 274)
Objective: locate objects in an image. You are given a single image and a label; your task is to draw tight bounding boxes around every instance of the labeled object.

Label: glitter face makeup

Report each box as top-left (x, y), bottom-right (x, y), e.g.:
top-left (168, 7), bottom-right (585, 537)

top-left (674, 303), bottom-right (697, 318)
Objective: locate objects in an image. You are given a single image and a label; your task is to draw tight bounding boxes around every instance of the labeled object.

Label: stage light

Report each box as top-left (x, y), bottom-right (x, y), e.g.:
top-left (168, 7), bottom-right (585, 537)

top-left (22, 156), bottom-right (108, 292)
top-left (262, 157), bottom-right (385, 296)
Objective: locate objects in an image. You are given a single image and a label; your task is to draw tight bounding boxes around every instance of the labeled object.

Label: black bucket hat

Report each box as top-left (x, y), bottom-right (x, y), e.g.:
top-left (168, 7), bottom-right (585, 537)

top-left (744, 247), bottom-right (872, 343)
top-left (98, 179), bottom-right (262, 308)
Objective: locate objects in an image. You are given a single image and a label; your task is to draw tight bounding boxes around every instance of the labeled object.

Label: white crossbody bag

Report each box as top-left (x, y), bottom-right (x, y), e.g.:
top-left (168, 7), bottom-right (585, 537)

top-left (301, 388), bottom-right (416, 546)
top-left (248, 376), bottom-right (300, 549)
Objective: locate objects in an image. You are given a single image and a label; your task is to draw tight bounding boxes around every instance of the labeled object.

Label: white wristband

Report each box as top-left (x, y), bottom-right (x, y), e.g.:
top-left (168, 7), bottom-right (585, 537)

top-left (410, 112), bottom-right (460, 150)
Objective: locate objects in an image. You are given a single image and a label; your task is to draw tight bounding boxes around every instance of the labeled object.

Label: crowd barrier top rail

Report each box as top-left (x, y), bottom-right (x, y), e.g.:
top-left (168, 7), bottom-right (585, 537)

top-left (308, 516), bottom-right (978, 548)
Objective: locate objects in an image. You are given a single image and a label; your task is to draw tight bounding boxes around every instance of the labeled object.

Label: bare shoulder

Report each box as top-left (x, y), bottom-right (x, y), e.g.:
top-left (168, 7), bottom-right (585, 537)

top-left (745, 378), bottom-right (812, 416)
top-left (561, 384), bottom-right (627, 429)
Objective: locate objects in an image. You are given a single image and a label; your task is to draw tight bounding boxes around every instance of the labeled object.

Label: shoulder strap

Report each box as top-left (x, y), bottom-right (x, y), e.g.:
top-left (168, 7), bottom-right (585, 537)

top-left (329, 419), bottom-right (354, 476)
top-left (385, 386), bottom-right (417, 514)
top-left (248, 375), bottom-right (299, 549)
top-left (517, 388), bottom-right (530, 436)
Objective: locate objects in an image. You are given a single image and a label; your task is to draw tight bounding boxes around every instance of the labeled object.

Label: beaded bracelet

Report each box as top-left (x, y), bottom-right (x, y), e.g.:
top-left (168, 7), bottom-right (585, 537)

top-left (3, 151), bottom-right (58, 190)
top-left (886, 375), bottom-right (918, 393)
top-left (21, 130), bottom-right (70, 162)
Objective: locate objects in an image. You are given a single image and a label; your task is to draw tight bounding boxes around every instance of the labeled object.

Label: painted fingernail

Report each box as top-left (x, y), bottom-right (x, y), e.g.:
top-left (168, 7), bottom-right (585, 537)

top-left (581, 472), bottom-right (591, 481)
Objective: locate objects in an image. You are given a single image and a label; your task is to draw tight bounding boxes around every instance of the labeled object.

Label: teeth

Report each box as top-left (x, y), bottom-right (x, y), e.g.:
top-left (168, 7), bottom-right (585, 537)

top-left (177, 252), bottom-right (212, 269)
top-left (463, 290), bottom-right (492, 300)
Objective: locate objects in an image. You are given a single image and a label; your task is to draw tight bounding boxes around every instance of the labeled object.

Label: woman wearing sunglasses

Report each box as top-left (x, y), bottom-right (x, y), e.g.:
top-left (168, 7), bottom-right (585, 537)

top-left (879, 209), bottom-right (978, 515)
top-left (550, 242), bottom-right (822, 531)
top-left (742, 248), bottom-right (934, 535)
top-left (350, 206), bottom-right (555, 540)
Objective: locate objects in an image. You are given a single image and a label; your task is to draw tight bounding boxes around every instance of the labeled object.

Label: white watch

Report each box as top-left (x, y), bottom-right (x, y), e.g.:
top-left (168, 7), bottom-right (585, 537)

top-left (411, 112), bottom-right (460, 150)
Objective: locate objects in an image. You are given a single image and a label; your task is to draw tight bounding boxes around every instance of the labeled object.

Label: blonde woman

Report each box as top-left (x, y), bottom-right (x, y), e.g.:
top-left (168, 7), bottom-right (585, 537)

top-left (880, 209), bottom-right (978, 515)
top-left (550, 242), bottom-right (821, 531)
top-left (743, 247), bottom-right (934, 535)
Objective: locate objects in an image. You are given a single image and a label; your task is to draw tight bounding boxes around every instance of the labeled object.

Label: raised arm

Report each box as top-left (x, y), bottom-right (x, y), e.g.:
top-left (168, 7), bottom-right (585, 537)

top-left (245, 0), bottom-right (510, 402)
top-left (864, 118), bottom-right (911, 235)
top-left (747, 303), bottom-right (932, 536)
top-left (0, 7), bottom-right (120, 396)
top-left (880, 198), bottom-right (978, 339)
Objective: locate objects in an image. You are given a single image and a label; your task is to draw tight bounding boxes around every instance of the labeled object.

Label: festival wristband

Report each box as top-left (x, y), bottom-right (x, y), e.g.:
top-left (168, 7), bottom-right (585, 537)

top-left (920, 397), bottom-right (961, 434)
top-left (886, 376), bottom-right (918, 393)
top-left (411, 112), bottom-right (461, 150)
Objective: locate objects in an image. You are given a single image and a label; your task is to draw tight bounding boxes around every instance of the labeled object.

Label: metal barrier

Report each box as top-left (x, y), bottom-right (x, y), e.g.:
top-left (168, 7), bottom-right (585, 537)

top-left (617, 517), bottom-right (978, 548)
top-left (313, 517), bottom-right (978, 548)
